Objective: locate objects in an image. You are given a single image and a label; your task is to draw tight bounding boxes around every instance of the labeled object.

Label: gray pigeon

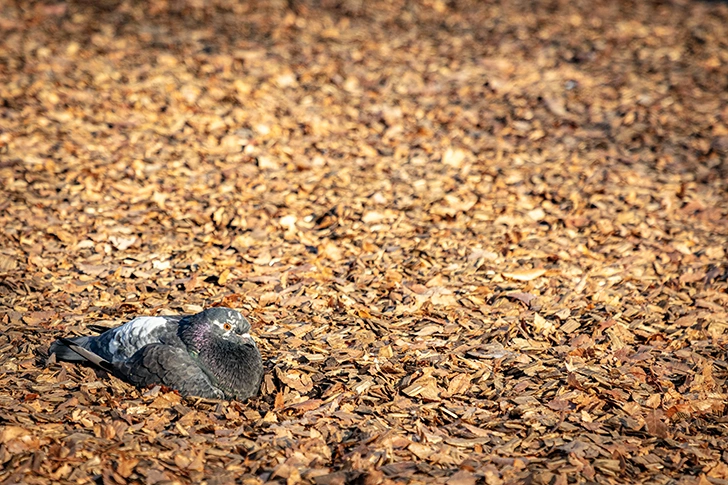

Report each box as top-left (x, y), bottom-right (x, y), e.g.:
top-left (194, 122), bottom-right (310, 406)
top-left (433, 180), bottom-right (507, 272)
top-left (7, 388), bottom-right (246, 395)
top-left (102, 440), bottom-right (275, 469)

top-left (49, 307), bottom-right (263, 400)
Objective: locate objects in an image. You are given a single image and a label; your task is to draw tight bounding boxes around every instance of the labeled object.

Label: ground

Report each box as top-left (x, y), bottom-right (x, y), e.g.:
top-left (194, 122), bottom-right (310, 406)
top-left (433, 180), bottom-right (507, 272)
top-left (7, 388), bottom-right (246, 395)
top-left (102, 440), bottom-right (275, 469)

top-left (1, 0), bottom-right (728, 483)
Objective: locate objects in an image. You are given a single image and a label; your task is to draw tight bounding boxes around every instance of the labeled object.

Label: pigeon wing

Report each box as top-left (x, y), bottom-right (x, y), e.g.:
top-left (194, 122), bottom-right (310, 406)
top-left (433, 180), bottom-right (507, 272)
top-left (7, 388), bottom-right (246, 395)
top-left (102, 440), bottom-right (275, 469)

top-left (90, 315), bottom-right (185, 363)
top-left (117, 344), bottom-right (225, 399)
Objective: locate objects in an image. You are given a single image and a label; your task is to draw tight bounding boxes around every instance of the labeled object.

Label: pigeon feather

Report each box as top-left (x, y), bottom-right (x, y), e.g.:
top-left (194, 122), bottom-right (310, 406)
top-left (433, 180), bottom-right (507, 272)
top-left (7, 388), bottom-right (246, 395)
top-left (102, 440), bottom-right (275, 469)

top-left (55, 337), bottom-right (115, 372)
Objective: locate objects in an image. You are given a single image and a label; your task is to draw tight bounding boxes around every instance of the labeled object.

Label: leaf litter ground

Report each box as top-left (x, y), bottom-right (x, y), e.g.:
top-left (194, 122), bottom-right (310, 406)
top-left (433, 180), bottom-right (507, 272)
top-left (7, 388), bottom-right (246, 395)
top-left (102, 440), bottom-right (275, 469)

top-left (1, 0), bottom-right (728, 483)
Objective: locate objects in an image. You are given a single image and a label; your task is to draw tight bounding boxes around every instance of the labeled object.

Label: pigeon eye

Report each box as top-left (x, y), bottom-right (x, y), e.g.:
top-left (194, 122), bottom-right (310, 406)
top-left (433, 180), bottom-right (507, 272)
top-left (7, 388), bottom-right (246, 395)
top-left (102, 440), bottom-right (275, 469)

top-left (223, 323), bottom-right (232, 331)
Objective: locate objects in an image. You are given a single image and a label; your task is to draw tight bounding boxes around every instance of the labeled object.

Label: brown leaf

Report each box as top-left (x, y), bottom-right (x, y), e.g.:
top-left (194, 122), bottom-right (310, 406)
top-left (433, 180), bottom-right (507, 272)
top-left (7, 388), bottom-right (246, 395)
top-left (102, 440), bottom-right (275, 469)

top-left (276, 368), bottom-right (314, 394)
top-left (502, 268), bottom-right (547, 281)
top-left (532, 313), bottom-right (555, 336)
top-left (567, 372), bottom-right (584, 390)
top-left (174, 453), bottom-right (192, 470)
top-left (149, 392), bottom-right (182, 409)
top-left (680, 271), bottom-right (706, 284)
top-left (446, 470), bottom-right (477, 485)
top-left (22, 311), bottom-right (57, 326)
top-left (218, 268), bottom-right (231, 286)
top-left (408, 442), bottom-right (434, 460)
top-left (0, 254), bottom-right (18, 271)
top-left (441, 147), bottom-right (471, 168)
top-left (416, 324), bottom-right (442, 336)
top-left (675, 314), bottom-right (698, 327)
top-left (116, 457), bottom-right (139, 478)
top-left (547, 398), bottom-right (573, 411)
top-left (287, 399), bottom-right (324, 412)
top-left (645, 410), bottom-right (669, 438)
top-left (506, 292), bottom-right (537, 306)
top-left (50, 463), bottom-right (72, 480)
top-left (402, 370), bottom-right (442, 401)
top-left (0, 426), bottom-right (44, 453)
top-left (446, 373), bottom-right (472, 396)
top-left (187, 448), bottom-right (206, 472)
top-left (109, 235), bottom-right (137, 251)
top-left (0, 426), bottom-right (28, 444)
top-left (273, 391), bottom-right (285, 410)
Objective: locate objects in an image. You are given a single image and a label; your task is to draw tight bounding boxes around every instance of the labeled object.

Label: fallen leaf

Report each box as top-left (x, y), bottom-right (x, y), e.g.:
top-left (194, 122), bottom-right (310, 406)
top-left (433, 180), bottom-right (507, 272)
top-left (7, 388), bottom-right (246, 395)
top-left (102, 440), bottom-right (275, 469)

top-left (446, 373), bottom-right (472, 396)
top-left (109, 235), bottom-right (137, 251)
top-left (502, 268), bottom-right (547, 281)
top-left (446, 470), bottom-right (477, 485)
top-left (645, 411), bottom-right (669, 438)
top-left (0, 254), bottom-right (18, 271)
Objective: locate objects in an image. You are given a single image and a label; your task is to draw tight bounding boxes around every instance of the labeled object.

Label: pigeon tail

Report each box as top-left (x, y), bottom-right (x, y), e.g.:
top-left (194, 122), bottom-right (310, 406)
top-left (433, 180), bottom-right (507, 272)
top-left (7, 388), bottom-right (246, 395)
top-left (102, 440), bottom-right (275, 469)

top-left (51, 337), bottom-right (114, 372)
top-left (50, 336), bottom-right (93, 362)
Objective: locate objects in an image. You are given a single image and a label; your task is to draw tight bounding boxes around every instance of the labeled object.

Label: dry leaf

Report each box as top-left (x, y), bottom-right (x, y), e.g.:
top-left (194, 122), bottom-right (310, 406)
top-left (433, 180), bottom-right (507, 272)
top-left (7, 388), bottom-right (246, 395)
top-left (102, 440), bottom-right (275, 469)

top-left (502, 268), bottom-right (547, 281)
top-left (402, 370), bottom-right (442, 401)
top-left (645, 411), bottom-right (669, 438)
top-left (408, 442), bottom-right (434, 460)
top-left (446, 471), bottom-right (477, 485)
top-left (446, 373), bottom-right (472, 396)
top-left (0, 254), bottom-right (18, 271)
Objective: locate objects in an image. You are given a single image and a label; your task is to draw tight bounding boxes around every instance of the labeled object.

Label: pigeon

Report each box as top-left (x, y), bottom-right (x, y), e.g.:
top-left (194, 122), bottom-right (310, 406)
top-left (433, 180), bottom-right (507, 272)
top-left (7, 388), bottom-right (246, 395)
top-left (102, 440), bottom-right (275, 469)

top-left (49, 307), bottom-right (264, 400)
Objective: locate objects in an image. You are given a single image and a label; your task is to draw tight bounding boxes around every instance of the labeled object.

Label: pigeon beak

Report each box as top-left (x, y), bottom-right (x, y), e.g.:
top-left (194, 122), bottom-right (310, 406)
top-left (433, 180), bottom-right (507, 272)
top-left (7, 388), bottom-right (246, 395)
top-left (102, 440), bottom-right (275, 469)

top-left (240, 333), bottom-right (256, 347)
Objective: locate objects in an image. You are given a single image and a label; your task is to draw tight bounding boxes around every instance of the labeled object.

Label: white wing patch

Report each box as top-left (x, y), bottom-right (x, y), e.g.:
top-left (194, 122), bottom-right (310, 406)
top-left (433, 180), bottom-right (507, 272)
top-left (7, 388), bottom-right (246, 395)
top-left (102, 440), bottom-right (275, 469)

top-left (108, 316), bottom-right (170, 362)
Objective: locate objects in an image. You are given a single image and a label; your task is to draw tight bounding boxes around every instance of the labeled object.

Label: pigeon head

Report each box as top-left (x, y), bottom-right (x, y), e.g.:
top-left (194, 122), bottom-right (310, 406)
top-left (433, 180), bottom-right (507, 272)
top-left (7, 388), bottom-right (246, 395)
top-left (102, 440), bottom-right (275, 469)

top-left (179, 307), bottom-right (255, 351)
top-left (178, 307), bottom-right (263, 399)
